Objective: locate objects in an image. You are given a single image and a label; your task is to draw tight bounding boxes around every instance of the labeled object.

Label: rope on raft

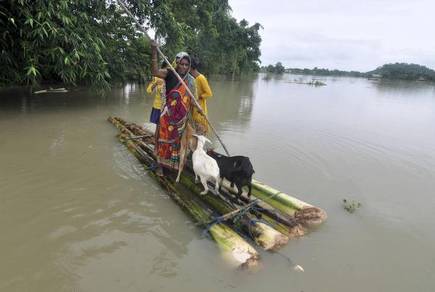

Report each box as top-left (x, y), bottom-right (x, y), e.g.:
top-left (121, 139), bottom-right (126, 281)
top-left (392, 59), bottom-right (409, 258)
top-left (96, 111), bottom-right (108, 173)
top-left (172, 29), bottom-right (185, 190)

top-left (201, 190), bottom-right (284, 235)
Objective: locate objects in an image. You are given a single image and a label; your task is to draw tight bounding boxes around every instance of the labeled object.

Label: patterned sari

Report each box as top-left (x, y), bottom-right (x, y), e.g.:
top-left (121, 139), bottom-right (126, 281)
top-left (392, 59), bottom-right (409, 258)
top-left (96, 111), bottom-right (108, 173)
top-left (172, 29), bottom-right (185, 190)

top-left (156, 74), bottom-right (195, 170)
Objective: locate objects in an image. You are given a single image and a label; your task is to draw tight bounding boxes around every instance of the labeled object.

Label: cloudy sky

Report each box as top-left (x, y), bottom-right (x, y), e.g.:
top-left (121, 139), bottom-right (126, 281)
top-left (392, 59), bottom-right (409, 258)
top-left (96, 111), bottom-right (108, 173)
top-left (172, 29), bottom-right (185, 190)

top-left (229, 0), bottom-right (434, 71)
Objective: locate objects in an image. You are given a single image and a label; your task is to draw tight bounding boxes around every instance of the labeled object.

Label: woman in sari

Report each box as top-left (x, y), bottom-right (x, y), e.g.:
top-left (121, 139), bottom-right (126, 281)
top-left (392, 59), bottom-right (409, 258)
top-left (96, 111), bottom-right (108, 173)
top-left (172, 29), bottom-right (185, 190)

top-left (150, 42), bottom-right (196, 175)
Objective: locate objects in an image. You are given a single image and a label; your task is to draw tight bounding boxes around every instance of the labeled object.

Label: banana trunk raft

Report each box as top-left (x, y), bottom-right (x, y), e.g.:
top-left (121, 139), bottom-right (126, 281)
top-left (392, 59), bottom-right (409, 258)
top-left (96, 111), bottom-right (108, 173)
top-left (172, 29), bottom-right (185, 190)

top-left (108, 116), bottom-right (327, 268)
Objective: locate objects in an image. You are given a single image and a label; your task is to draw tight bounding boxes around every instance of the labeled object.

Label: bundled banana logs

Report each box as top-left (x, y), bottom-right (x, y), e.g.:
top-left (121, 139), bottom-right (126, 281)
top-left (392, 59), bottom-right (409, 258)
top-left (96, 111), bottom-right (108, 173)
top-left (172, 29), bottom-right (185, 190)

top-left (108, 116), bottom-right (327, 268)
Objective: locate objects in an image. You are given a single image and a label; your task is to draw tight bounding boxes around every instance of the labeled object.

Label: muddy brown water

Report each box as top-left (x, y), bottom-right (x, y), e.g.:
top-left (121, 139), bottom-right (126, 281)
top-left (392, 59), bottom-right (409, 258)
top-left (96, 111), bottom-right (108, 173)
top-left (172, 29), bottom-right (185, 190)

top-left (1, 75), bottom-right (435, 291)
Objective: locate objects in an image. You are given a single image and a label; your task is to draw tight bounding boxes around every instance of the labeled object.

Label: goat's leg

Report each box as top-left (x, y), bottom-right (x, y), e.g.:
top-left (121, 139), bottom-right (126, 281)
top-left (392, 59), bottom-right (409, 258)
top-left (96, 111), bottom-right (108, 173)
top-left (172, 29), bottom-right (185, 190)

top-left (194, 172), bottom-right (199, 183)
top-left (176, 145), bottom-right (186, 183)
top-left (176, 128), bottom-right (188, 183)
top-left (213, 176), bottom-right (220, 195)
top-left (176, 160), bottom-right (183, 182)
top-left (235, 182), bottom-right (244, 203)
top-left (199, 176), bottom-right (209, 195)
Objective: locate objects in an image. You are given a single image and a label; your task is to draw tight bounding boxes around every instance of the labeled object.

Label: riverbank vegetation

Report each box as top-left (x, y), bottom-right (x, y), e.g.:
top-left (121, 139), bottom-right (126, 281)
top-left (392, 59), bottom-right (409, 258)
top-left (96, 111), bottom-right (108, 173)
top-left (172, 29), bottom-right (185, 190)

top-left (0, 0), bottom-right (262, 88)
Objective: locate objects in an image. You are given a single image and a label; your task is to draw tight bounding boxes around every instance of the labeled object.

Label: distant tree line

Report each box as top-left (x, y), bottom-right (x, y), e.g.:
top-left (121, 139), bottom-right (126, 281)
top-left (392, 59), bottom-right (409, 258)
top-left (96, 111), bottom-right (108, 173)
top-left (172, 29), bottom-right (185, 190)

top-left (288, 67), bottom-right (365, 77)
top-left (0, 0), bottom-right (262, 87)
top-left (261, 62), bottom-right (435, 82)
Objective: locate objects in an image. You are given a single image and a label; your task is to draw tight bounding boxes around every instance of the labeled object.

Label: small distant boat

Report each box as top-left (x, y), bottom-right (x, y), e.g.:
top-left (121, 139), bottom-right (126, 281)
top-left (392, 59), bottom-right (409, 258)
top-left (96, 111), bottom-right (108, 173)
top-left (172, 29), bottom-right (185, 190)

top-left (108, 116), bottom-right (327, 268)
top-left (307, 80), bottom-right (326, 86)
top-left (367, 74), bottom-right (382, 80)
top-left (288, 79), bottom-right (326, 86)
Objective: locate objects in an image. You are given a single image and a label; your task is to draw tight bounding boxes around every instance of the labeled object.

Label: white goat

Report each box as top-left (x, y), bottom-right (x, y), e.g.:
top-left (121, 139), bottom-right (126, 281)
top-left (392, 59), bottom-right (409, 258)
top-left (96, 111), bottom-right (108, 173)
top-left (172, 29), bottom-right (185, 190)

top-left (192, 135), bottom-right (220, 195)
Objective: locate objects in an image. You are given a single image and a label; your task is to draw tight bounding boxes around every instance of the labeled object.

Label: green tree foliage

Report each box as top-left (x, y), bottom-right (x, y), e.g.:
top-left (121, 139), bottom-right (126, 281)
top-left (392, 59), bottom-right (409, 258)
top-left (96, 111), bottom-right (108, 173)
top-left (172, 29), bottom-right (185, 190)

top-left (264, 62), bottom-right (285, 74)
top-left (0, 0), bottom-right (262, 87)
top-left (274, 62), bottom-right (285, 74)
top-left (0, 0), bottom-right (154, 87)
top-left (162, 0), bottom-right (262, 77)
top-left (368, 63), bottom-right (435, 81)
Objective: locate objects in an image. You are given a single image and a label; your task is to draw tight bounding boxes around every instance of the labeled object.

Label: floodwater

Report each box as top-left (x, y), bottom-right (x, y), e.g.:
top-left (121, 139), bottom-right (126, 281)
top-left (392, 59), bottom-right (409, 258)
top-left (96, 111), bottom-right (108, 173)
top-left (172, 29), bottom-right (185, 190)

top-left (1, 74), bottom-right (435, 291)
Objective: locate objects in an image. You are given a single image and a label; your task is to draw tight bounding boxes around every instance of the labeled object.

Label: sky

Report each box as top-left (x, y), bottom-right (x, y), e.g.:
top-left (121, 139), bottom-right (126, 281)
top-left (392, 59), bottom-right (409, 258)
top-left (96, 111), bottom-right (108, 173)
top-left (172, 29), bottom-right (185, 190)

top-left (229, 0), bottom-right (435, 72)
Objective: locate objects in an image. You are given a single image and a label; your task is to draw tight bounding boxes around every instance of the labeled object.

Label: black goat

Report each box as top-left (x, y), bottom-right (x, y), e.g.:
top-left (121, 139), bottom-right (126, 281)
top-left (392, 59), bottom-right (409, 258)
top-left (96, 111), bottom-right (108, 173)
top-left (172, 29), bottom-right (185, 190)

top-left (208, 152), bottom-right (255, 198)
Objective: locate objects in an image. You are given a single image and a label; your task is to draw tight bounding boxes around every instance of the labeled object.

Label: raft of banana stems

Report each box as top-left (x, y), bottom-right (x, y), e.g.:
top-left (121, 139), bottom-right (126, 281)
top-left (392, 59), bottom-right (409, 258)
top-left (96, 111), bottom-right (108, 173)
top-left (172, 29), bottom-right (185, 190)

top-left (108, 116), bottom-right (327, 268)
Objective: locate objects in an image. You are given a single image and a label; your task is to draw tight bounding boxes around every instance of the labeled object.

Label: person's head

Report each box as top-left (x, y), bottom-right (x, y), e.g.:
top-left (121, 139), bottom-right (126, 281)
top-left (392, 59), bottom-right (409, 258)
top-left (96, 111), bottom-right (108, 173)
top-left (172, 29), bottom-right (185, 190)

top-left (161, 61), bottom-right (168, 69)
top-left (175, 52), bottom-right (190, 75)
top-left (190, 57), bottom-right (200, 71)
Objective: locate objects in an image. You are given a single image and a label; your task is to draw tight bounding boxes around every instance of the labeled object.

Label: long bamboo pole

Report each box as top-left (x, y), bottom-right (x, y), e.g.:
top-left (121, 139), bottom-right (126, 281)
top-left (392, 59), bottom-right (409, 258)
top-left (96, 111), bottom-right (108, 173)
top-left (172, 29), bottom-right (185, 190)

top-left (115, 0), bottom-right (230, 156)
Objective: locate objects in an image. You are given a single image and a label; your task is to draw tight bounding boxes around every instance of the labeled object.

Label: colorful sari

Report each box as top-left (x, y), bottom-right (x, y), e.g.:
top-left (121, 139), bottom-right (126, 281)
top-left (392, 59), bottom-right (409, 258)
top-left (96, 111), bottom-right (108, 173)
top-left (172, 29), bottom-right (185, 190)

top-left (156, 74), bottom-right (195, 170)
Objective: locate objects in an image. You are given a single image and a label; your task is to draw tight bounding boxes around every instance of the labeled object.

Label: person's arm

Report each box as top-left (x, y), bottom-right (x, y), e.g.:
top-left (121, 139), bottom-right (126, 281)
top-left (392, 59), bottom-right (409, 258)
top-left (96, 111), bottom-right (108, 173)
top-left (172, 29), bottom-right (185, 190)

top-left (198, 75), bottom-right (212, 100)
top-left (146, 78), bottom-right (157, 94)
top-left (150, 41), bottom-right (168, 79)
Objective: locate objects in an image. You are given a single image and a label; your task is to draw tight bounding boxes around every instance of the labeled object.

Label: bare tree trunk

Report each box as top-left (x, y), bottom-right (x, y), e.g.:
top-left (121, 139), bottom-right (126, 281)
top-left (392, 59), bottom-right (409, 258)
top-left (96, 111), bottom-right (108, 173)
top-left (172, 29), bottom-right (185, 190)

top-left (232, 54), bottom-right (238, 81)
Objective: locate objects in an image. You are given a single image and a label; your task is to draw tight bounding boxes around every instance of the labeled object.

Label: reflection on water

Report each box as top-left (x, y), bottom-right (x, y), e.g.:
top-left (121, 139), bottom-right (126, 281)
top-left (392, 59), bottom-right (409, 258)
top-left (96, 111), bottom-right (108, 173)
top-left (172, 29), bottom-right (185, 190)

top-left (209, 77), bottom-right (256, 131)
top-left (372, 79), bottom-right (435, 94)
top-left (1, 75), bottom-right (435, 291)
